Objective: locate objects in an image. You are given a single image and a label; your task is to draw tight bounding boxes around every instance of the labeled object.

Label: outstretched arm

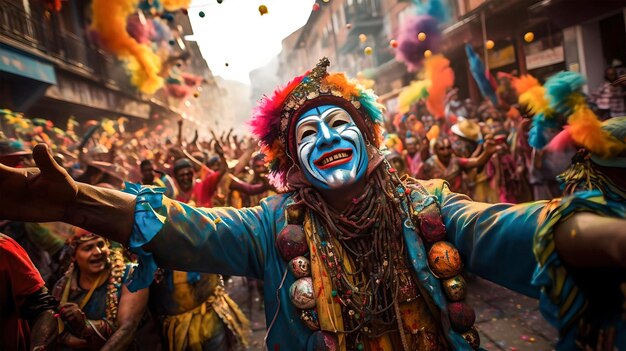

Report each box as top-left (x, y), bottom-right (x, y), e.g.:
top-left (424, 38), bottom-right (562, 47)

top-left (0, 144), bottom-right (135, 244)
top-left (429, 179), bottom-right (626, 297)
top-left (554, 212), bottom-right (626, 268)
top-left (228, 174), bottom-right (270, 196)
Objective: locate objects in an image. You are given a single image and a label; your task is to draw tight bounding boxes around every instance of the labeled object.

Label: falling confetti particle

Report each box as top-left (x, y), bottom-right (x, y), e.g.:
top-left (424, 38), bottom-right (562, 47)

top-left (225, 63), bottom-right (229, 67)
top-left (389, 39), bottom-right (398, 48)
top-left (217, 0), bottom-right (223, 3)
top-left (193, 92), bottom-right (199, 98)
top-left (486, 40), bottom-right (495, 49)
top-left (424, 49), bottom-right (432, 58)
top-left (199, 10), bottom-right (205, 17)
top-left (359, 33), bottom-right (367, 43)
top-left (346, 23), bottom-right (352, 29)
top-left (364, 46), bottom-right (373, 55)
top-left (259, 4), bottom-right (268, 15)
top-left (524, 31), bottom-right (534, 42)
top-left (312, 3), bottom-right (320, 11)
top-left (418, 32), bottom-right (427, 41)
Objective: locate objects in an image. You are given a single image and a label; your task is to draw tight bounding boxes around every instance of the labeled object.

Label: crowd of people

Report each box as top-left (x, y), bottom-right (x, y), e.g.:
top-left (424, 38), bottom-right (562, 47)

top-left (0, 61), bottom-right (625, 351)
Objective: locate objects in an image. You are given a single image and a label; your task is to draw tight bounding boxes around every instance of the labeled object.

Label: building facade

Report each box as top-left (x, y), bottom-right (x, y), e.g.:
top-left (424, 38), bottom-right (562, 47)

top-left (278, 0), bottom-right (626, 113)
top-left (0, 0), bottom-right (220, 132)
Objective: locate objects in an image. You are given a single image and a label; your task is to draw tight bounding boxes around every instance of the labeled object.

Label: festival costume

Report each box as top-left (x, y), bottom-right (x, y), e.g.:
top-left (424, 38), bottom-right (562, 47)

top-left (122, 59), bottom-right (624, 350)
top-left (52, 246), bottom-right (131, 350)
top-left (156, 168), bottom-right (250, 351)
top-left (150, 271), bottom-right (250, 351)
top-left (517, 72), bottom-right (626, 349)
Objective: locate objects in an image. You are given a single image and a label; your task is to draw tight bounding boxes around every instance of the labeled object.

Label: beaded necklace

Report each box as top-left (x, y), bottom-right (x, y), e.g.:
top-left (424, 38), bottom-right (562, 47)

top-left (296, 164), bottom-right (421, 349)
top-left (279, 159), bottom-right (481, 350)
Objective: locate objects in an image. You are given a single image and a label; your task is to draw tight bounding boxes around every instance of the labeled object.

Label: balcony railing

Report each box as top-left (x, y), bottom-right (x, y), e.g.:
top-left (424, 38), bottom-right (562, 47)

top-left (0, 0), bottom-right (125, 89)
top-left (344, 0), bottom-right (383, 25)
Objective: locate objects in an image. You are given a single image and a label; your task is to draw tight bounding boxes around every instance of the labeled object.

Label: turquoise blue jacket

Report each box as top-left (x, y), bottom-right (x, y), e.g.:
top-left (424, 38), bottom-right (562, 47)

top-left (124, 180), bottom-right (625, 350)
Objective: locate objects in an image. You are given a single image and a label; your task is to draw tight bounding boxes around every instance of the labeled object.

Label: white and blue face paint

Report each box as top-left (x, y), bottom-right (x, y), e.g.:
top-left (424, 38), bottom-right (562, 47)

top-left (295, 105), bottom-right (368, 190)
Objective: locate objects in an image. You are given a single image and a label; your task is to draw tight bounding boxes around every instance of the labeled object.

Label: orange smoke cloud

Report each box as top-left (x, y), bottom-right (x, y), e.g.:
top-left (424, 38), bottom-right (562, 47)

top-left (162, 0), bottom-right (191, 11)
top-left (424, 55), bottom-right (454, 119)
top-left (92, 0), bottom-right (162, 93)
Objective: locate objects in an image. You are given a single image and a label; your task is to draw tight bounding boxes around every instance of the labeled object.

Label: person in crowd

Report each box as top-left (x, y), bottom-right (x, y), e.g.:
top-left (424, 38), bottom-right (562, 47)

top-left (1, 233), bottom-right (58, 351)
top-left (150, 157), bottom-right (251, 350)
top-left (1, 58), bottom-right (626, 350)
top-left (592, 67), bottom-right (625, 119)
top-left (172, 157), bottom-right (224, 207)
top-left (52, 230), bottom-right (148, 350)
top-left (402, 136), bottom-right (428, 178)
top-left (140, 160), bottom-right (165, 187)
top-left (418, 135), bottom-right (498, 193)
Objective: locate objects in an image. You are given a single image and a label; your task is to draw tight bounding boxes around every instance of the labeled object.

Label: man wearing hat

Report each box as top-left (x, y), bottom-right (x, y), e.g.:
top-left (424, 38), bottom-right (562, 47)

top-left (0, 137), bottom-right (33, 168)
top-left (1, 58), bottom-right (626, 350)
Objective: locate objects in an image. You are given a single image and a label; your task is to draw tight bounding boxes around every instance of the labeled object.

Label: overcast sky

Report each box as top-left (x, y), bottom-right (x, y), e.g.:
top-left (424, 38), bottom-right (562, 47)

top-left (188, 0), bottom-right (314, 84)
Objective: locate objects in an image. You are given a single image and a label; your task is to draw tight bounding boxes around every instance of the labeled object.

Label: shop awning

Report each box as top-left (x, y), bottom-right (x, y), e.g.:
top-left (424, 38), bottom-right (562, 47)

top-left (0, 45), bottom-right (56, 85)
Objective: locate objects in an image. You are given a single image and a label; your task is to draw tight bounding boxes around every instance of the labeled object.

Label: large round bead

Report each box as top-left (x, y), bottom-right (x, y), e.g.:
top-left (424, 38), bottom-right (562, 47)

top-left (442, 275), bottom-right (467, 301)
top-left (461, 326), bottom-right (480, 350)
top-left (286, 205), bottom-right (305, 224)
top-left (289, 277), bottom-right (316, 309)
top-left (448, 301), bottom-right (476, 333)
top-left (427, 241), bottom-right (462, 278)
top-left (276, 224), bottom-right (308, 261)
top-left (306, 331), bottom-right (339, 351)
top-left (300, 309), bottom-right (320, 330)
top-left (289, 256), bottom-right (311, 278)
top-left (416, 205), bottom-right (446, 242)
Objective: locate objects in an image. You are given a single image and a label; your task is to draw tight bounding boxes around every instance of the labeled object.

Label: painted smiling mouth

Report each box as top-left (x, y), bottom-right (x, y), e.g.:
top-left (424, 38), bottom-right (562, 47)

top-left (314, 149), bottom-right (353, 170)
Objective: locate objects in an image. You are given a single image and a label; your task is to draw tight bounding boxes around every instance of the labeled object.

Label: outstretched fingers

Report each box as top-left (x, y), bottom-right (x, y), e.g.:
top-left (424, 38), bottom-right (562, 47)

top-left (32, 144), bottom-right (65, 178)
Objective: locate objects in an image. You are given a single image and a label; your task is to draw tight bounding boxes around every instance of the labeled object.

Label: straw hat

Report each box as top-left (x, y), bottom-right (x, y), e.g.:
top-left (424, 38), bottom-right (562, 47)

top-left (451, 118), bottom-right (482, 142)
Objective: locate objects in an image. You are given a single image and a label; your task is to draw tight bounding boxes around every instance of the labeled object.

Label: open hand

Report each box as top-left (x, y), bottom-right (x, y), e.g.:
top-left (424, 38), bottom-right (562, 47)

top-left (0, 144), bottom-right (77, 223)
top-left (59, 302), bottom-right (87, 335)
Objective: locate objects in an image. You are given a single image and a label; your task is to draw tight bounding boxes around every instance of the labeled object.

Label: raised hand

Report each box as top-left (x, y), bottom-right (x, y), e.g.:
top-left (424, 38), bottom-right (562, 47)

top-left (0, 144), bottom-right (77, 223)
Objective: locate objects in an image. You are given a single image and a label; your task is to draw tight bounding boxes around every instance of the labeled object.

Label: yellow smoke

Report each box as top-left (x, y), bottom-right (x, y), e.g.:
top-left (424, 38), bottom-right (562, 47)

top-left (91, 0), bottom-right (191, 93)
top-left (398, 80), bottom-right (430, 114)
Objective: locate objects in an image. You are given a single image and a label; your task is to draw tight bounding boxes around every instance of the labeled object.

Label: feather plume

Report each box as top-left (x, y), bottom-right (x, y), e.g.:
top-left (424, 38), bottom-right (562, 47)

top-left (324, 73), bottom-right (361, 100)
top-left (519, 86), bottom-right (549, 115)
top-left (398, 80), bottom-right (430, 114)
top-left (568, 106), bottom-right (626, 158)
top-left (465, 44), bottom-right (498, 105)
top-left (513, 74), bottom-right (540, 95)
top-left (528, 113), bottom-right (559, 149)
top-left (544, 71), bottom-right (586, 116)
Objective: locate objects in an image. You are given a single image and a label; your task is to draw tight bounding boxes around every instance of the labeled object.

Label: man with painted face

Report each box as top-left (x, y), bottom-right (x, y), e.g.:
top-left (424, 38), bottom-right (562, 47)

top-left (1, 58), bottom-right (626, 350)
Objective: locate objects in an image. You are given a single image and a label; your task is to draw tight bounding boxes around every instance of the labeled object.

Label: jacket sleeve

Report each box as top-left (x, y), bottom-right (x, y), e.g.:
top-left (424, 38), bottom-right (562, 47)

top-left (426, 179), bottom-right (545, 298)
top-left (123, 183), bottom-right (284, 291)
top-left (426, 178), bottom-right (626, 333)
